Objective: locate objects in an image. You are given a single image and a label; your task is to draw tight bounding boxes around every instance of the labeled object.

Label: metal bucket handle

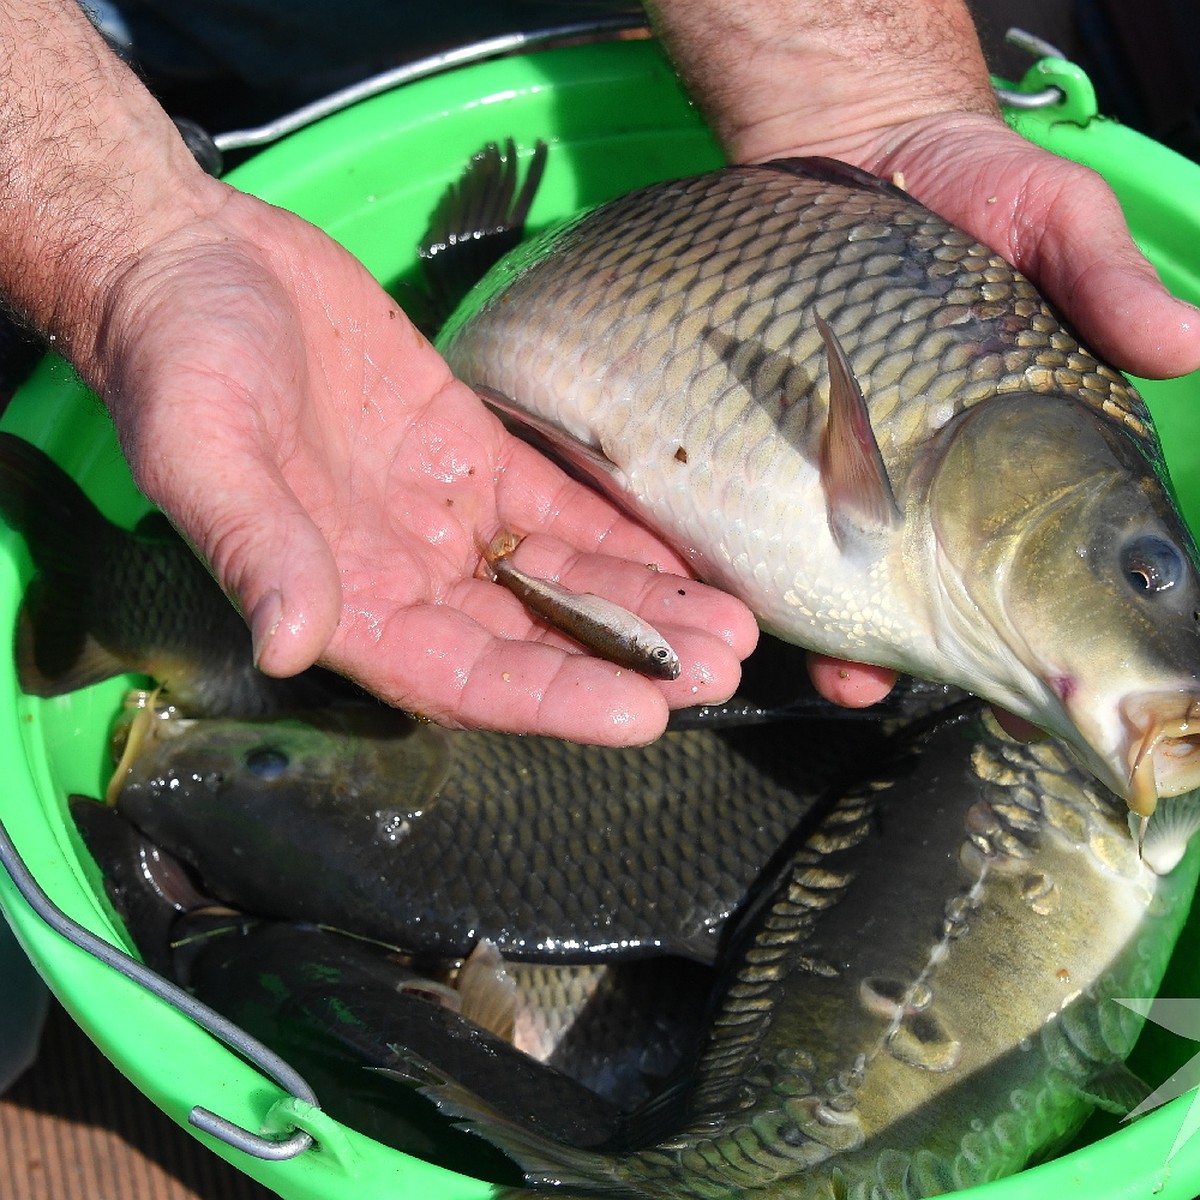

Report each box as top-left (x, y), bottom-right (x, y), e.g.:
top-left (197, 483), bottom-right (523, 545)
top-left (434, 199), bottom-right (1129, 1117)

top-left (0, 814), bottom-right (319, 1162)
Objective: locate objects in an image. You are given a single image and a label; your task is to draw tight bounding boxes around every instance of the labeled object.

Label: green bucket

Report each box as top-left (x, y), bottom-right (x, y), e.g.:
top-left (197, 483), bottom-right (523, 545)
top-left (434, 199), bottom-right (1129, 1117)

top-left (3, 34), bottom-right (1200, 1200)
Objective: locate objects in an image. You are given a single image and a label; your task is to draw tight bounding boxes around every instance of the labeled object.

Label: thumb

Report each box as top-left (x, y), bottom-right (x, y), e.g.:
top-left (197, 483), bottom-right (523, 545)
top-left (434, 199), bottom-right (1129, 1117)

top-left (129, 436), bottom-right (344, 680)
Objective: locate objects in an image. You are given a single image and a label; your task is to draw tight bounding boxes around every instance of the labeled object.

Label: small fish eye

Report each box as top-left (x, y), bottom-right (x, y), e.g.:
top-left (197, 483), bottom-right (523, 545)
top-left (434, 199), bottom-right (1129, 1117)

top-left (652, 646), bottom-right (672, 661)
top-left (244, 746), bottom-right (290, 779)
top-left (1121, 535), bottom-right (1186, 595)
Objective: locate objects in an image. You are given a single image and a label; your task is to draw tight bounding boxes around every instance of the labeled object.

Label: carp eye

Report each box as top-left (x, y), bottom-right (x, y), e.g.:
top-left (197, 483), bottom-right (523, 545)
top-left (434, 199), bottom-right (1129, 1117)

top-left (1122, 535), bottom-right (1185, 594)
top-left (244, 746), bottom-right (290, 780)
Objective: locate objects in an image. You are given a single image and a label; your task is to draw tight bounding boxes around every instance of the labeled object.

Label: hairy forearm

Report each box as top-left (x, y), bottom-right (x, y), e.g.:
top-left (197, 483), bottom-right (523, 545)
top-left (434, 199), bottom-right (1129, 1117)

top-left (644, 0), bottom-right (998, 164)
top-left (0, 0), bottom-right (218, 370)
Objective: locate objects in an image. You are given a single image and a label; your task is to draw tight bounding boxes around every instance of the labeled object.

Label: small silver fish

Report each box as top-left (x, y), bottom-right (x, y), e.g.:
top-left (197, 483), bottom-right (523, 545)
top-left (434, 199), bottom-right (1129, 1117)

top-left (480, 530), bottom-right (681, 680)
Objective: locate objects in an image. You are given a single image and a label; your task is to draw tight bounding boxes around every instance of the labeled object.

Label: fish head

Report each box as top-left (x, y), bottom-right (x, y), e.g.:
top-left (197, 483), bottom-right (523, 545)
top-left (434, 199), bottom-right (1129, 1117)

top-left (925, 392), bottom-right (1200, 815)
top-left (116, 705), bottom-right (452, 819)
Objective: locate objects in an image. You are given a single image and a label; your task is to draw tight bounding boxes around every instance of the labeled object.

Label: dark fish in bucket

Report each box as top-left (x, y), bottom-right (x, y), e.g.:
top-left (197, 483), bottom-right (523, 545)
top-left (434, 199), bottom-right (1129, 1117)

top-left (110, 696), bottom-right (890, 964)
top-left (393, 709), bottom-right (1200, 1198)
top-left (432, 147), bottom-right (1200, 820)
top-left (0, 433), bottom-right (343, 715)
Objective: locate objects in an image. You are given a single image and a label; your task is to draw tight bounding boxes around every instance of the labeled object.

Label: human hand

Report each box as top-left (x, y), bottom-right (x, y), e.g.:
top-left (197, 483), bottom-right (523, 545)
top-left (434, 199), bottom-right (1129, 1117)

top-left (0, 2), bottom-right (757, 744)
top-left (92, 188), bottom-right (758, 743)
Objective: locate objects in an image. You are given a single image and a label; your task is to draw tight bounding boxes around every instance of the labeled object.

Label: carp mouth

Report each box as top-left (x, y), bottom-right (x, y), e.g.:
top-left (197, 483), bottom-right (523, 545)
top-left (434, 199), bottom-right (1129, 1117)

top-left (1122, 694), bottom-right (1200, 818)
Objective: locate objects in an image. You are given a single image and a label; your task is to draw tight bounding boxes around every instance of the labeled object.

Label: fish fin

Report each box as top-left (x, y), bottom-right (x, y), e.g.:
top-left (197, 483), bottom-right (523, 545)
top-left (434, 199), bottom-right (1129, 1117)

top-left (69, 795), bottom-right (214, 975)
top-left (612, 1074), bottom-right (696, 1149)
top-left (0, 434), bottom-right (137, 694)
top-left (376, 1056), bottom-right (630, 1191)
top-left (15, 579), bottom-right (132, 696)
top-left (394, 977), bottom-right (463, 1012)
top-left (1131, 790), bottom-right (1200, 876)
top-left (0, 433), bottom-right (114, 572)
top-left (456, 939), bottom-right (518, 1043)
top-left (476, 385), bottom-right (629, 493)
top-left (1067, 1062), bottom-right (1152, 1116)
top-left (419, 138), bottom-right (549, 330)
top-left (475, 528), bottom-right (523, 579)
top-left (757, 156), bottom-right (913, 203)
top-left (815, 312), bottom-right (901, 549)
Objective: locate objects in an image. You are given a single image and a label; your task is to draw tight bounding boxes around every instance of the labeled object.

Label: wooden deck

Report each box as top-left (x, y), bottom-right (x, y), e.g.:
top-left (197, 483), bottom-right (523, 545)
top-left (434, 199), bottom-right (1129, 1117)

top-left (1, 1000), bottom-right (276, 1200)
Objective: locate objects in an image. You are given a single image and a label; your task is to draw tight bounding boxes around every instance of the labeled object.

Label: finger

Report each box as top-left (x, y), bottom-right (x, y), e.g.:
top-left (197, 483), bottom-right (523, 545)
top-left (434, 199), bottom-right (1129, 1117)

top-left (1010, 169), bottom-right (1200, 380)
top-left (807, 653), bottom-right (896, 708)
top-left (346, 601), bottom-right (676, 743)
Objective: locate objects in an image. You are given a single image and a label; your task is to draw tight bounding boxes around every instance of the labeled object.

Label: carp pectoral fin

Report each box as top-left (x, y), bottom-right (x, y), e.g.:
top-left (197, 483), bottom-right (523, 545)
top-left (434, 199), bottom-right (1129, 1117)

top-left (376, 1055), bottom-right (627, 1172)
top-left (758, 156), bottom-right (913, 202)
top-left (1066, 1062), bottom-right (1151, 1116)
top-left (815, 313), bottom-right (901, 550)
top-left (16, 580), bottom-right (131, 697)
top-left (476, 386), bottom-right (629, 494)
top-left (1131, 790), bottom-right (1200, 876)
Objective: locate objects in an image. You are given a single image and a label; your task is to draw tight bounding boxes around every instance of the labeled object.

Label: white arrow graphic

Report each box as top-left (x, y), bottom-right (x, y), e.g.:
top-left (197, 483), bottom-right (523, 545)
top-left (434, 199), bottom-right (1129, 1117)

top-left (1116, 997), bottom-right (1200, 1162)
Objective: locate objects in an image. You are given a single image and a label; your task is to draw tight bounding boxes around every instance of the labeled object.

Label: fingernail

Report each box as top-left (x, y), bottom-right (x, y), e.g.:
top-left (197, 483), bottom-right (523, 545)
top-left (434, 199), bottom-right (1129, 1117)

top-left (249, 589), bottom-right (283, 669)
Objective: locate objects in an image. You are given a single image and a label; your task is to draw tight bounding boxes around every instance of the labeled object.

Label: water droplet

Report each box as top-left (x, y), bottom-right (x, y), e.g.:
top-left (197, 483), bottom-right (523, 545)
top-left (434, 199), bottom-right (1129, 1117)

top-left (907, 983), bottom-right (934, 1011)
top-left (377, 811), bottom-right (411, 843)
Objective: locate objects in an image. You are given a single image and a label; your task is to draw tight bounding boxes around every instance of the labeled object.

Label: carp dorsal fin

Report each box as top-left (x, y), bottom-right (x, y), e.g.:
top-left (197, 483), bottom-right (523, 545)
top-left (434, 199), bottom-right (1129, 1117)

top-left (419, 138), bottom-right (549, 331)
top-left (815, 312), bottom-right (901, 550)
top-left (476, 385), bottom-right (629, 494)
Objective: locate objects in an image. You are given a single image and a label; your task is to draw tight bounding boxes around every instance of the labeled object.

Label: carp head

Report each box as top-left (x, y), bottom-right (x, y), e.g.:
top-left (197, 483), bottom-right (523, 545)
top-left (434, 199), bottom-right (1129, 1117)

top-left (923, 391), bottom-right (1200, 817)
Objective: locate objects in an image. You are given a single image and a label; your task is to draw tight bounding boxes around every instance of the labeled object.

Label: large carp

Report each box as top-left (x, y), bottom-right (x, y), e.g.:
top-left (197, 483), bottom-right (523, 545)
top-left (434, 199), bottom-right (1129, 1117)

top-left (436, 152), bottom-right (1200, 817)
